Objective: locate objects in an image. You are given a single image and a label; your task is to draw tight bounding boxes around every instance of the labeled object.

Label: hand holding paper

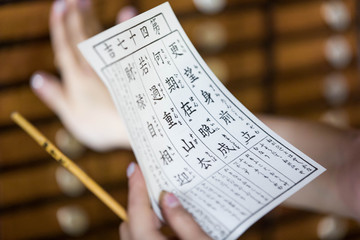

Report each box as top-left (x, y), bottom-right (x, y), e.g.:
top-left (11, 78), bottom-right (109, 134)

top-left (31, 0), bottom-right (360, 238)
top-left (78, 3), bottom-right (325, 239)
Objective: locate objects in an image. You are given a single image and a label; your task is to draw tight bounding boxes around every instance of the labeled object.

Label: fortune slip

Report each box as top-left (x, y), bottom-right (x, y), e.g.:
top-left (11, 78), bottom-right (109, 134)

top-left (79, 3), bottom-right (325, 239)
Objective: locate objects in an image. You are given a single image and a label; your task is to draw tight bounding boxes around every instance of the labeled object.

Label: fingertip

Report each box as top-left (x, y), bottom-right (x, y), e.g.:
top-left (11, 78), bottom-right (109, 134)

top-left (116, 6), bottom-right (137, 23)
top-left (127, 163), bottom-right (146, 190)
top-left (52, 0), bottom-right (67, 17)
top-left (161, 192), bottom-right (181, 209)
top-left (30, 72), bottom-right (52, 97)
top-left (30, 72), bottom-right (66, 114)
top-left (160, 191), bottom-right (183, 221)
top-left (160, 192), bottom-right (210, 239)
top-left (30, 73), bottom-right (45, 91)
top-left (127, 163), bottom-right (143, 190)
top-left (126, 162), bottom-right (136, 178)
top-left (30, 72), bottom-right (59, 92)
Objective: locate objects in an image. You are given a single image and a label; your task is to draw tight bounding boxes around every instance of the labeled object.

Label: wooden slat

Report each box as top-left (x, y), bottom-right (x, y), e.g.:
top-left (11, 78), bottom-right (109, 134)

top-left (274, 68), bottom-right (359, 110)
top-left (0, 0), bottom-right (129, 85)
top-left (0, 150), bottom-right (133, 208)
top-left (2, 0), bottom-right (355, 45)
top-left (0, 121), bottom-right (60, 167)
top-left (2, 6), bottom-right (356, 86)
top-left (0, 46), bottom-right (265, 126)
top-left (0, 0), bottom-right (355, 85)
top-left (181, 8), bottom-right (265, 48)
top-left (138, 0), bottom-right (265, 14)
top-left (272, 215), bottom-right (324, 239)
top-left (268, 206), bottom-right (313, 219)
top-left (274, 0), bottom-right (356, 36)
top-left (0, 0), bottom-right (129, 42)
top-left (232, 85), bottom-right (266, 113)
top-left (2, 29), bottom-right (356, 87)
top-left (0, 85), bottom-right (53, 126)
top-left (0, 1), bottom-right (51, 41)
top-left (0, 188), bottom-right (128, 240)
top-left (0, 38), bottom-right (266, 86)
top-left (0, 41), bottom-right (54, 85)
top-left (274, 30), bottom-right (357, 75)
top-left (205, 48), bottom-right (266, 84)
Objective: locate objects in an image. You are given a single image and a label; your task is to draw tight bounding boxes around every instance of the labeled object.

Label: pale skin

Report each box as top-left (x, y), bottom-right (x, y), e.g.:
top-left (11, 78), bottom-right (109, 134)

top-left (32, 0), bottom-right (360, 238)
top-left (32, 0), bottom-right (131, 151)
top-left (122, 162), bottom-right (211, 240)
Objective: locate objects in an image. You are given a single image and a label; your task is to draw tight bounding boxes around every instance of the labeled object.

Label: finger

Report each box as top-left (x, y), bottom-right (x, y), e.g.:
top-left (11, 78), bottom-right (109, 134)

top-left (116, 6), bottom-right (138, 24)
top-left (160, 192), bottom-right (211, 240)
top-left (82, 0), bottom-right (102, 36)
top-left (126, 162), bottom-right (165, 240)
top-left (50, 0), bottom-right (80, 73)
top-left (65, 0), bottom-right (99, 45)
top-left (30, 72), bottom-right (68, 116)
top-left (119, 222), bottom-right (131, 240)
top-left (62, 0), bottom-right (100, 72)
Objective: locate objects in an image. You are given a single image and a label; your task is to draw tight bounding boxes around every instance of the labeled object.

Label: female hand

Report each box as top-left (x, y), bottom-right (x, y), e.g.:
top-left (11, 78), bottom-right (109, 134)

top-left (120, 162), bottom-right (211, 240)
top-left (32, 0), bottom-right (137, 151)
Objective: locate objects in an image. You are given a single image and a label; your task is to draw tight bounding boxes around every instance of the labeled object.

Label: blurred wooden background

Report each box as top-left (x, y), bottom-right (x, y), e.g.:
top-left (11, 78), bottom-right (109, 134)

top-left (1, 0), bottom-right (360, 239)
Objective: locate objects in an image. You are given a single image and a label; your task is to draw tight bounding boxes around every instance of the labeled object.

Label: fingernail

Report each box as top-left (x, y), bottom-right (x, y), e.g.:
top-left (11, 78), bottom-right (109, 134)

top-left (126, 162), bottom-right (135, 178)
top-left (53, 0), bottom-right (66, 14)
top-left (164, 192), bottom-right (180, 208)
top-left (31, 74), bottom-right (45, 90)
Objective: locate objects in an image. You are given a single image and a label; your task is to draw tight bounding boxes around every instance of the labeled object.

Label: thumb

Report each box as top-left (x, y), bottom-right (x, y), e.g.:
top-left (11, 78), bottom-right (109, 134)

top-left (30, 71), bottom-right (68, 116)
top-left (160, 192), bottom-right (211, 240)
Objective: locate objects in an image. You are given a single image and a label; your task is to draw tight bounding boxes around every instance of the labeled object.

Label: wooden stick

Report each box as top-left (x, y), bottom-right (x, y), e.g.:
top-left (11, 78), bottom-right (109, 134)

top-left (10, 112), bottom-right (128, 222)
